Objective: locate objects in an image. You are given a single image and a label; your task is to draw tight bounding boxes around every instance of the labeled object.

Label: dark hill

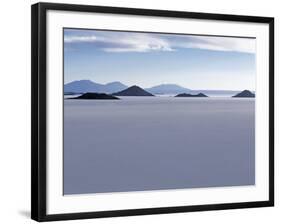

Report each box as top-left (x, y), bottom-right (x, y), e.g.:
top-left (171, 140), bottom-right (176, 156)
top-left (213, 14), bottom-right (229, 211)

top-left (70, 92), bottom-right (119, 100)
top-left (175, 93), bottom-right (208, 97)
top-left (113, 85), bottom-right (154, 96)
top-left (232, 90), bottom-right (255, 98)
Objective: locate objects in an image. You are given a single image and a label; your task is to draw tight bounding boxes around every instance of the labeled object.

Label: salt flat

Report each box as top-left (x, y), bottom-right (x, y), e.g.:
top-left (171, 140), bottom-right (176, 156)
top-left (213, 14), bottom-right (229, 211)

top-left (63, 97), bottom-right (255, 195)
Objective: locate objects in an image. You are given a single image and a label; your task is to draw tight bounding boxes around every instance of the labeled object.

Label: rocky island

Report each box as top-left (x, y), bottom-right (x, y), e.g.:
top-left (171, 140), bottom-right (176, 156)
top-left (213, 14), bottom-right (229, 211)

top-left (175, 93), bottom-right (208, 97)
top-left (232, 90), bottom-right (255, 98)
top-left (113, 85), bottom-right (154, 96)
top-left (70, 92), bottom-right (119, 100)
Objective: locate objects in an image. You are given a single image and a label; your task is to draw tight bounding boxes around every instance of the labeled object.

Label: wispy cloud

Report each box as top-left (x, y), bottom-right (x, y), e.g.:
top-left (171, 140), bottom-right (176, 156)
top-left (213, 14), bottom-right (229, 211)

top-left (64, 32), bottom-right (174, 53)
top-left (175, 36), bottom-right (255, 54)
top-left (64, 35), bottom-right (97, 43)
top-left (64, 29), bottom-right (255, 54)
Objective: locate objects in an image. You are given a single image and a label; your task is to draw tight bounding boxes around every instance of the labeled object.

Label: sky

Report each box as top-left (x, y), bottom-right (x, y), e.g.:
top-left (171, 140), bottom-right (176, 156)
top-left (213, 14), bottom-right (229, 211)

top-left (64, 28), bottom-right (256, 91)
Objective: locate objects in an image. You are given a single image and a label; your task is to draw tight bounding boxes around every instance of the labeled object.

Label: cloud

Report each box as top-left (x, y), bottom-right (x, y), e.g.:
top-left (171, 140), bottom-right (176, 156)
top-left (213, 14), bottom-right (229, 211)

top-left (64, 35), bottom-right (97, 43)
top-left (64, 30), bottom-right (255, 54)
top-left (64, 32), bottom-right (174, 53)
top-left (178, 36), bottom-right (255, 54)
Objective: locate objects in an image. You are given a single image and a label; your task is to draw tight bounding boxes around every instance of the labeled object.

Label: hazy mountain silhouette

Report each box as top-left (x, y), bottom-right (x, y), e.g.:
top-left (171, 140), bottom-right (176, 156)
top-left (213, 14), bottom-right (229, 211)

top-left (70, 92), bottom-right (119, 100)
top-left (64, 80), bottom-right (127, 94)
top-left (113, 85), bottom-right (154, 96)
top-left (103, 82), bottom-right (128, 93)
top-left (146, 84), bottom-right (191, 95)
top-left (232, 90), bottom-right (255, 98)
top-left (175, 93), bottom-right (208, 97)
top-left (64, 80), bottom-right (247, 97)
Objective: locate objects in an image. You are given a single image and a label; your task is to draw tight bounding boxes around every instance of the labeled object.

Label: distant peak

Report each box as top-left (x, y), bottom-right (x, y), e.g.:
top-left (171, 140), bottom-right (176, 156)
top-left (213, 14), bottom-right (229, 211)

top-left (233, 90), bottom-right (255, 98)
top-left (146, 83), bottom-right (191, 94)
top-left (106, 81), bottom-right (122, 84)
top-left (113, 85), bottom-right (154, 96)
top-left (241, 90), bottom-right (252, 93)
top-left (130, 85), bottom-right (140, 88)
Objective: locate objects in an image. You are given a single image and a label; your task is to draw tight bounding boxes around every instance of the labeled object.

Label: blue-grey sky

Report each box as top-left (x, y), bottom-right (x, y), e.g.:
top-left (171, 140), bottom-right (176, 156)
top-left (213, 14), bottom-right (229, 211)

top-left (64, 28), bottom-right (256, 90)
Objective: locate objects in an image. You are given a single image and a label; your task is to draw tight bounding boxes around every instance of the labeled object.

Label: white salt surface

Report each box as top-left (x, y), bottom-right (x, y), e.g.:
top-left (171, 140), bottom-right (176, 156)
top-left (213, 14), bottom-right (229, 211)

top-left (63, 97), bottom-right (255, 195)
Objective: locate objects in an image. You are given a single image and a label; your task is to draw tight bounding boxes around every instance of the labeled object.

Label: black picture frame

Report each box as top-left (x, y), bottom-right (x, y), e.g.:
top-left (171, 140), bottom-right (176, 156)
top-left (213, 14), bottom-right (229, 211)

top-left (31, 2), bottom-right (274, 222)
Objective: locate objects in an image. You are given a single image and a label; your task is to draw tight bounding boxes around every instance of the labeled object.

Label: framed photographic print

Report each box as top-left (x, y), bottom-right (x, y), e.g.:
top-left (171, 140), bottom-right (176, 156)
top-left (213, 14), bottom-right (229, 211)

top-left (31, 2), bottom-right (274, 222)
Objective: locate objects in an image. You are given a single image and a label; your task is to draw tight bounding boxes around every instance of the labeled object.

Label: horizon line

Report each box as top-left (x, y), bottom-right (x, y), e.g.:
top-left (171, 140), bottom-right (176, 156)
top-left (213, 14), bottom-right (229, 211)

top-left (64, 79), bottom-right (255, 92)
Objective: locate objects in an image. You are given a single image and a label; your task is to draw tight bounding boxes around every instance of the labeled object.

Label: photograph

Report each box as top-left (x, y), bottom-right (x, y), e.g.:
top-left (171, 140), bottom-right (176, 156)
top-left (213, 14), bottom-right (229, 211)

top-left (63, 28), bottom-right (256, 195)
top-left (31, 3), bottom-right (274, 221)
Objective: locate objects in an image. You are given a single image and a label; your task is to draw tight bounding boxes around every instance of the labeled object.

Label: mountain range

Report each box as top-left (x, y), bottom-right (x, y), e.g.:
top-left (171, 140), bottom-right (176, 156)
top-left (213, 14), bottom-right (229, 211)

top-left (64, 80), bottom-right (250, 96)
top-left (64, 80), bottom-right (192, 95)
top-left (64, 80), bottom-right (128, 94)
